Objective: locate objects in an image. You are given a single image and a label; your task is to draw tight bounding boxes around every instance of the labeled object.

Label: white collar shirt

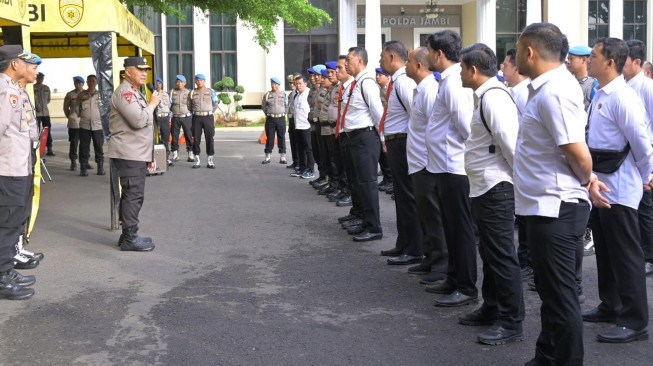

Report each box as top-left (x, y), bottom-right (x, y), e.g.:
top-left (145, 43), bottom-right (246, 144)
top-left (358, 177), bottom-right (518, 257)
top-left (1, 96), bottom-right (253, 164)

top-left (626, 71), bottom-right (653, 144)
top-left (337, 78), bottom-right (354, 134)
top-left (383, 66), bottom-right (415, 135)
top-left (426, 63), bottom-right (474, 175)
top-left (294, 89), bottom-right (311, 130)
top-left (407, 74), bottom-right (438, 174)
top-left (465, 77), bottom-right (519, 197)
top-left (343, 70), bottom-right (383, 131)
top-left (510, 78), bottom-right (530, 119)
top-left (514, 65), bottom-right (589, 217)
top-left (588, 76), bottom-right (653, 209)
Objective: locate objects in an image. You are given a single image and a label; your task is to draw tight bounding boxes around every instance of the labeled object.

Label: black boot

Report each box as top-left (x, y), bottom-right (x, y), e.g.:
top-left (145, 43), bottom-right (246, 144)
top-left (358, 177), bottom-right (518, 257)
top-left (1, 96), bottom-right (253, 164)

top-left (80, 160), bottom-right (88, 177)
top-left (118, 226), bottom-right (155, 252)
top-left (97, 161), bottom-right (106, 175)
top-left (9, 269), bottom-right (35, 287)
top-left (0, 272), bottom-right (34, 300)
top-left (70, 159), bottom-right (77, 171)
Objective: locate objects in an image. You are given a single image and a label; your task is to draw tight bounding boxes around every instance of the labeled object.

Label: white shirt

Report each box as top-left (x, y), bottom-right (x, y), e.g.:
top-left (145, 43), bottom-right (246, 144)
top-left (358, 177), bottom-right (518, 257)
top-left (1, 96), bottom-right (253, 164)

top-left (588, 76), bottom-right (653, 209)
top-left (342, 70), bottom-right (383, 131)
top-left (510, 78), bottom-right (530, 119)
top-left (626, 71), bottom-right (653, 144)
top-left (465, 78), bottom-right (519, 197)
top-left (337, 78), bottom-right (354, 134)
top-left (294, 89), bottom-right (311, 130)
top-left (408, 74), bottom-right (438, 174)
top-left (426, 63), bottom-right (474, 175)
top-left (514, 65), bottom-right (589, 217)
top-left (382, 67), bottom-right (415, 135)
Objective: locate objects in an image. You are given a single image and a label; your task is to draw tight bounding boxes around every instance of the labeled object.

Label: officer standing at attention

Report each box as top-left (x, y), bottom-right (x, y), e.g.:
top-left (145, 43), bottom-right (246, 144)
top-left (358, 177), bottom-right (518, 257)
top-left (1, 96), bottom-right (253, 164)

top-left (34, 72), bottom-right (54, 156)
top-left (108, 56), bottom-right (159, 252)
top-left (261, 77), bottom-right (287, 164)
top-left (286, 74), bottom-right (300, 169)
top-left (78, 75), bottom-right (104, 176)
top-left (154, 77), bottom-right (172, 166)
top-left (0, 45), bottom-right (37, 300)
top-left (566, 45), bottom-right (598, 111)
top-left (189, 74), bottom-right (218, 169)
top-left (63, 76), bottom-right (85, 171)
top-left (170, 75), bottom-right (193, 163)
top-left (375, 67), bottom-right (393, 194)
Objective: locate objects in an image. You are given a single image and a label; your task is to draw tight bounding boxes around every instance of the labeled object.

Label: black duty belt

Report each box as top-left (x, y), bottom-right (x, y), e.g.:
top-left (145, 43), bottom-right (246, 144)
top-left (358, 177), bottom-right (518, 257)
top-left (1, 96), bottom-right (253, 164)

top-left (344, 126), bottom-right (375, 137)
top-left (385, 133), bottom-right (407, 141)
top-left (320, 121), bottom-right (331, 127)
top-left (329, 121), bottom-right (336, 128)
top-left (173, 113), bottom-right (191, 117)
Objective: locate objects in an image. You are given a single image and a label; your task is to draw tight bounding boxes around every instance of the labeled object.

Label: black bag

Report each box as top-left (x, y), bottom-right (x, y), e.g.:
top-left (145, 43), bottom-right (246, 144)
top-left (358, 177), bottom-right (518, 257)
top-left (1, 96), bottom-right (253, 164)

top-left (589, 143), bottom-right (630, 174)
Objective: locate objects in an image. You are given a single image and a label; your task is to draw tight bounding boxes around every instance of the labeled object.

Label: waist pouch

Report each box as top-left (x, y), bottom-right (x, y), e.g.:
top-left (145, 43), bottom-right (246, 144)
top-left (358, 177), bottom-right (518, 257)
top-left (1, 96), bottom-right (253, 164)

top-left (589, 143), bottom-right (630, 174)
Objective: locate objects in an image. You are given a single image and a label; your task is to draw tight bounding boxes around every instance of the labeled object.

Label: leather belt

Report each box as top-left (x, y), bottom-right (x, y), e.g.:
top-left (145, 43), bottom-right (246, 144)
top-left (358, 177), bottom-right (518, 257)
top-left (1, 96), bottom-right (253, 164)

top-left (267, 113), bottom-right (285, 118)
top-left (173, 113), bottom-right (191, 118)
top-left (329, 122), bottom-right (336, 128)
top-left (320, 121), bottom-right (330, 127)
top-left (344, 126), bottom-right (375, 137)
top-left (193, 112), bottom-right (212, 116)
top-left (156, 113), bottom-right (169, 117)
top-left (385, 133), bottom-right (407, 141)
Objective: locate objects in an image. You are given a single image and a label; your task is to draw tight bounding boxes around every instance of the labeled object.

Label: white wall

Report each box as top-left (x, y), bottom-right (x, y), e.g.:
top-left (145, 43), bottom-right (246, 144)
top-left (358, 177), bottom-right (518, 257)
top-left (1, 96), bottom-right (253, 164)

top-left (193, 9), bottom-right (212, 85)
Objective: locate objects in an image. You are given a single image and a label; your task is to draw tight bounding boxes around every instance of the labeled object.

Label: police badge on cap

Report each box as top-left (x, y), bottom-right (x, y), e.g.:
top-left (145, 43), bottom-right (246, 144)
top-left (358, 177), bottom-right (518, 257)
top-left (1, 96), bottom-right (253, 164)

top-left (123, 57), bottom-right (151, 70)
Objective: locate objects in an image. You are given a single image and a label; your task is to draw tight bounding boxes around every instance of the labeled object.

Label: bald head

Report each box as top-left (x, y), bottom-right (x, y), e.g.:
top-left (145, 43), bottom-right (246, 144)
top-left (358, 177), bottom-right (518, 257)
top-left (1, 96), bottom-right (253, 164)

top-left (406, 47), bottom-right (432, 83)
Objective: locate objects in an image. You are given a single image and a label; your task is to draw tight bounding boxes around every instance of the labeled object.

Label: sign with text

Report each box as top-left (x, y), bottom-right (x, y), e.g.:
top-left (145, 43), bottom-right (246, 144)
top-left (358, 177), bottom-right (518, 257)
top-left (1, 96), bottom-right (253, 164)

top-left (357, 15), bottom-right (460, 28)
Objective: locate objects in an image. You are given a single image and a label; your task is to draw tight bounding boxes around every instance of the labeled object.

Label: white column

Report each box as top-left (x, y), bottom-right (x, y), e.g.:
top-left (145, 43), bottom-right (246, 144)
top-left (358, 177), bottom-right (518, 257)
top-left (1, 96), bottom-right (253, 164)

top-left (609, 0), bottom-right (623, 39)
top-left (648, 0), bottom-right (653, 61)
top-left (265, 21), bottom-right (286, 90)
top-left (526, 0), bottom-right (542, 25)
top-left (544, 0), bottom-right (585, 48)
top-left (339, 0), bottom-right (357, 55)
top-left (477, 0), bottom-right (496, 53)
top-left (193, 9), bottom-right (211, 83)
top-left (161, 14), bottom-right (168, 89)
top-left (365, 0), bottom-right (382, 70)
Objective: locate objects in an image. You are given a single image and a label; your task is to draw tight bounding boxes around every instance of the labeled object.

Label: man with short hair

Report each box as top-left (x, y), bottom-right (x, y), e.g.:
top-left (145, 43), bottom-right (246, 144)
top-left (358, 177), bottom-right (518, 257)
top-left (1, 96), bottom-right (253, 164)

top-left (154, 77), bottom-right (172, 166)
top-left (262, 77), bottom-right (287, 164)
top-left (318, 64), bottom-right (341, 196)
top-left (63, 76), bottom-right (85, 171)
top-left (566, 45), bottom-right (598, 111)
top-left (34, 72), bottom-right (53, 156)
top-left (515, 23), bottom-right (592, 365)
top-left (308, 66), bottom-right (326, 187)
top-left (189, 74), bottom-right (218, 169)
top-left (286, 74), bottom-right (300, 170)
top-left (622, 39), bottom-right (653, 276)
top-left (289, 75), bottom-right (314, 179)
top-left (78, 75), bottom-right (104, 176)
top-left (333, 56), bottom-right (356, 209)
top-left (643, 60), bottom-right (652, 78)
top-left (583, 37), bottom-right (652, 343)
top-left (170, 75), bottom-right (193, 163)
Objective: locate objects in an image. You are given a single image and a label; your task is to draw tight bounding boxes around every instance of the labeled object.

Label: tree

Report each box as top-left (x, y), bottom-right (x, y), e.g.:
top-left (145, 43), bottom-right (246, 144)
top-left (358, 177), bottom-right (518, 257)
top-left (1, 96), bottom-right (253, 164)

top-left (124, 0), bottom-right (331, 51)
top-left (213, 77), bottom-right (244, 122)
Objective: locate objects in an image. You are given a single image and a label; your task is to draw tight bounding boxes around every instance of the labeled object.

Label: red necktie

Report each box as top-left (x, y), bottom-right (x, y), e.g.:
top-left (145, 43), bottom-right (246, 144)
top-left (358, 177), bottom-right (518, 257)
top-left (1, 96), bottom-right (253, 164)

top-left (378, 79), bottom-right (393, 134)
top-left (337, 80), bottom-right (357, 137)
top-left (335, 85), bottom-right (344, 138)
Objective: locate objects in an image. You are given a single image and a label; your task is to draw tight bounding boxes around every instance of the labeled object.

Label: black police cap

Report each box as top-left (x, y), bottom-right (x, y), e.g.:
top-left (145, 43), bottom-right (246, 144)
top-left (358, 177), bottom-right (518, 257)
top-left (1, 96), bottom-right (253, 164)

top-left (123, 56), bottom-right (151, 69)
top-left (0, 45), bottom-right (25, 62)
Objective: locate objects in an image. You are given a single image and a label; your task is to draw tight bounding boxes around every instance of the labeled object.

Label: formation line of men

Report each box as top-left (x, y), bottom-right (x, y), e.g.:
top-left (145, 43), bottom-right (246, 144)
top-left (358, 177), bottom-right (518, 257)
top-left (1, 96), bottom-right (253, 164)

top-left (262, 24), bottom-right (653, 365)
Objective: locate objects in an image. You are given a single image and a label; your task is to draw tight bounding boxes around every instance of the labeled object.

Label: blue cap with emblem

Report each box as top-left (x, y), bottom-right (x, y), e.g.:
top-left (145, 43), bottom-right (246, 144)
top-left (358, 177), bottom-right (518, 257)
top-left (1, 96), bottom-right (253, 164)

top-left (195, 74), bottom-right (206, 80)
top-left (307, 67), bottom-right (315, 74)
top-left (270, 77), bottom-right (281, 85)
top-left (312, 64), bottom-right (326, 75)
top-left (325, 61), bottom-right (337, 70)
top-left (23, 52), bottom-right (42, 65)
top-left (156, 77), bottom-right (163, 83)
top-left (176, 75), bottom-right (186, 82)
top-left (73, 76), bottom-right (84, 83)
top-left (320, 68), bottom-right (327, 77)
top-left (569, 45), bottom-right (592, 57)
top-left (375, 67), bottom-right (389, 77)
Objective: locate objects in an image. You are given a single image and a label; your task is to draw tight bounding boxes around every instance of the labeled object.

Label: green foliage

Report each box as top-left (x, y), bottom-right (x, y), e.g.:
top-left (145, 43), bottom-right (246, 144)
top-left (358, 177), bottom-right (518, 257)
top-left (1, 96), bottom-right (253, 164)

top-left (219, 93), bottom-right (232, 105)
top-left (222, 77), bottom-right (235, 89)
top-left (236, 105), bottom-right (243, 112)
top-left (213, 81), bottom-right (224, 91)
top-left (124, 0), bottom-right (332, 51)
top-left (233, 94), bottom-right (243, 101)
top-left (234, 85), bottom-right (245, 93)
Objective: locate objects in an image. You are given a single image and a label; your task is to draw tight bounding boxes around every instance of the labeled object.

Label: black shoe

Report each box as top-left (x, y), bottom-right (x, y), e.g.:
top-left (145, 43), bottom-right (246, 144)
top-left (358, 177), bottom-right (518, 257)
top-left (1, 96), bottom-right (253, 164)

top-left (336, 196), bottom-right (352, 207)
top-left (347, 225), bottom-right (365, 235)
top-left (69, 161), bottom-right (77, 171)
top-left (419, 271), bottom-right (446, 284)
top-left (353, 231), bottom-right (383, 242)
top-left (385, 185), bottom-right (394, 194)
top-left (286, 164), bottom-right (297, 169)
top-left (596, 326), bottom-right (648, 343)
top-left (425, 280), bottom-right (455, 294)
top-left (527, 278), bottom-right (536, 291)
top-left (327, 191), bottom-right (342, 202)
top-left (582, 307), bottom-right (616, 323)
top-left (378, 180), bottom-right (390, 192)
top-left (387, 254), bottom-right (422, 265)
top-left (520, 266), bottom-right (534, 282)
top-left (21, 252), bottom-right (44, 262)
top-left (458, 307), bottom-right (498, 326)
top-left (433, 291), bottom-right (478, 307)
top-left (380, 247), bottom-right (403, 257)
top-left (118, 226), bottom-right (155, 252)
top-left (408, 262), bottom-right (432, 275)
top-left (645, 262), bottom-right (653, 275)
top-left (338, 214), bottom-right (357, 223)
top-left (477, 325), bottom-right (524, 345)
top-left (390, 193), bottom-right (395, 200)
top-left (0, 273), bottom-right (34, 300)
top-left (14, 257), bottom-right (39, 270)
top-left (341, 218), bottom-right (363, 229)
top-left (80, 170), bottom-right (88, 177)
top-left (9, 269), bottom-right (35, 287)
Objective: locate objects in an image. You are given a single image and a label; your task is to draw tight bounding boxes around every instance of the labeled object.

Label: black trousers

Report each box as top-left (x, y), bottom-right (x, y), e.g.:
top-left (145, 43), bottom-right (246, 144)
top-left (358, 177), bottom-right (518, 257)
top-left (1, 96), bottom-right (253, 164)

top-left (317, 128), bottom-right (329, 177)
top-left (0, 175), bottom-right (30, 272)
top-left (411, 169), bottom-right (448, 276)
top-left (524, 201), bottom-right (589, 366)
top-left (386, 137), bottom-right (422, 256)
top-left (516, 216), bottom-right (531, 268)
top-left (79, 128), bottom-right (104, 164)
top-left (288, 117), bottom-right (298, 166)
top-left (171, 116), bottom-right (192, 152)
top-left (379, 147), bottom-right (392, 182)
top-left (264, 116), bottom-right (286, 154)
top-left (311, 127), bottom-right (322, 176)
top-left (338, 134), bottom-right (362, 218)
top-left (334, 137), bottom-right (348, 190)
top-left (592, 204), bottom-right (649, 330)
top-left (68, 128), bottom-right (80, 161)
top-left (113, 159), bottom-right (148, 229)
top-left (346, 128), bottom-right (381, 233)
top-left (37, 116), bottom-right (52, 149)
top-left (323, 134), bottom-right (341, 183)
top-left (435, 173), bottom-right (477, 296)
top-left (192, 115), bottom-right (215, 156)
top-left (295, 129), bottom-right (314, 172)
top-left (638, 190), bottom-right (653, 263)
top-left (472, 182), bottom-right (524, 330)
top-left (157, 116), bottom-right (171, 152)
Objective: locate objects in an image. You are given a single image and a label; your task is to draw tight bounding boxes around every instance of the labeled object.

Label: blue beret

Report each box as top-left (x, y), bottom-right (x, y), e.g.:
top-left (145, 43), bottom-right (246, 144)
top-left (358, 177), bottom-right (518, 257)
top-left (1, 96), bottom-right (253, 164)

top-left (320, 68), bottom-right (327, 77)
top-left (73, 76), bottom-right (84, 83)
top-left (325, 61), bottom-right (337, 70)
top-left (569, 45), bottom-right (592, 56)
top-left (195, 74), bottom-right (206, 80)
top-left (375, 67), bottom-right (389, 76)
top-left (155, 77), bottom-right (163, 83)
top-left (38, 72), bottom-right (44, 77)
top-left (312, 64), bottom-right (326, 75)
top-left (307, 67), bottom-right (315, 74)
top-left (176, 75), bottom-right (186, 82)
top-left (270, 77), bottom-right (281, 85)
top-left (23, 52), bottom-right (41, 65)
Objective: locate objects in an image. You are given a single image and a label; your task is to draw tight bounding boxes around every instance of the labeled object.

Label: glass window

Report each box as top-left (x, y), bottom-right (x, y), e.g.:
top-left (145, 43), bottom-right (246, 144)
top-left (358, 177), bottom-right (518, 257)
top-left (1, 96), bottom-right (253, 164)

top-left (589, 0), bottom-right (610, 46)
top-left (180, 28), bottom-right (193, 51)
top-left (623, 0), bottom-right (647, 43)
top-left (210, 12), bottom-right (238, 83)
top-left (495, 0), bottom-right (526, 67)
top-left (167, 5), bottom-right (194, 85)
top-left (167, 28), bottom-right (179, 52)
top-left (211, 53), bottom-right (223, 83)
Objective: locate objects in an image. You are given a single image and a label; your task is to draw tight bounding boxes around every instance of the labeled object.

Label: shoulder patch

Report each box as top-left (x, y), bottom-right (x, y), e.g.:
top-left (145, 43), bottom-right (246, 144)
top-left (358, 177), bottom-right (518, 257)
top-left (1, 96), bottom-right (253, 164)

top-left (9, 94), bottom-right (19, 108)
top-left (122, 92), bottom-right (133, 104)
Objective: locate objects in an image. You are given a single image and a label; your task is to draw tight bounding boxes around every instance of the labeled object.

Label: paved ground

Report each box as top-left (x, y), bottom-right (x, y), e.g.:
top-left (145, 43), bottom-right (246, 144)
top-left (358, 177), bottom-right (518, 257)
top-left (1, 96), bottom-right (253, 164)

top-left (0, 124), bottom-right (651, 365)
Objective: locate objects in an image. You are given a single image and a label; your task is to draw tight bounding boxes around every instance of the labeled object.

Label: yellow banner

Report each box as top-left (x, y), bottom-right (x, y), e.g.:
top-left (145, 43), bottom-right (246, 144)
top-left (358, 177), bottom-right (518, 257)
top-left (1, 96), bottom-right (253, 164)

top-left (0, 0), bottom-right (30, 26)
top-left (27, 0), bottom-right (154, 54)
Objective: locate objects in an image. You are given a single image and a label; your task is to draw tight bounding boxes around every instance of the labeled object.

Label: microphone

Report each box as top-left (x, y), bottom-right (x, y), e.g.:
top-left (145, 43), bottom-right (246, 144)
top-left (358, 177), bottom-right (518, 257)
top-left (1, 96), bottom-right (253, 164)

top-left (146, 83), bottom-right (155, 92)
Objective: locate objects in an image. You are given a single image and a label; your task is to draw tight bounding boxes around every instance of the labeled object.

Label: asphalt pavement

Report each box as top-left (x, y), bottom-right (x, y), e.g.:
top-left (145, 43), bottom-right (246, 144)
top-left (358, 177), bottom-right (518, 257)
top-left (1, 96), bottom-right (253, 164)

top-left (0, 124), bottom-right (651, 365)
